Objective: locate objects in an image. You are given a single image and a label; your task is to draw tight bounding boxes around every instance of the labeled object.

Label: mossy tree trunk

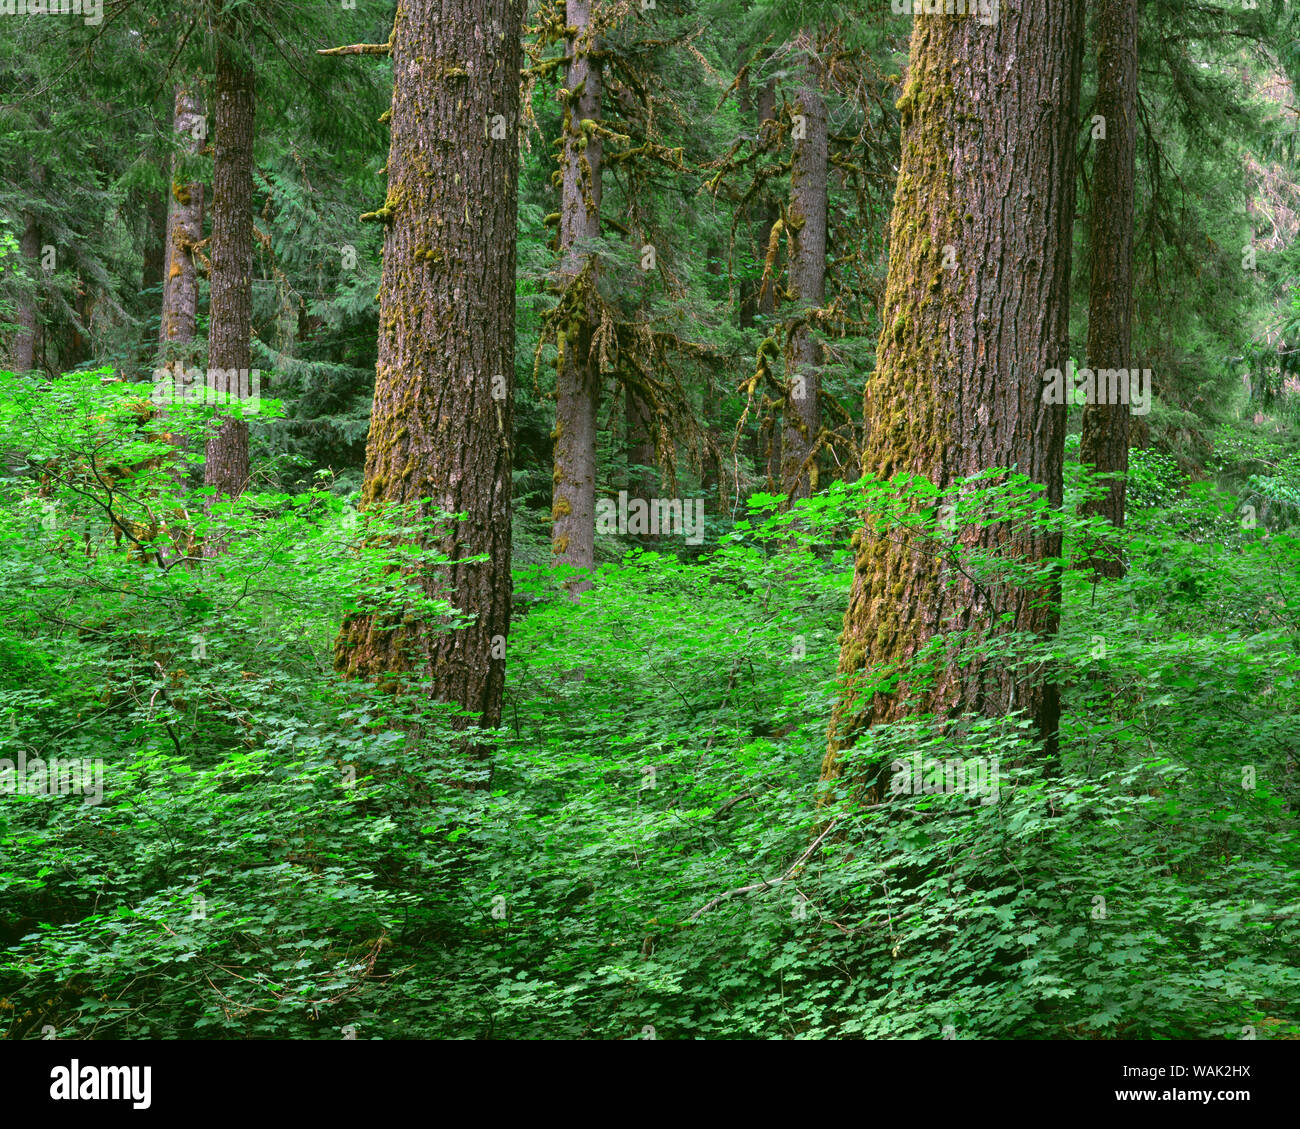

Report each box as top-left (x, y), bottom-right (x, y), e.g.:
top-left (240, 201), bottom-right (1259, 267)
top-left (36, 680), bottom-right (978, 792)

top-left (333, 0), bottom-right (522, 734)
top-left (1079, 0), bottom-right (1138, 579)
top-left (159, 85), bottom-right (205, 369)
top-left (743, 78), bottom-right (782, 488)
top-left (550, 0), bottom-right (602, 591)
top-left (740, 76), bottom-right (779, 330)
top-left (204, 31), bottom-right (254, 520)
top-left (781, 75), bottom-right (827, 503)
top-left (823, 4), bottom-right (1084, 792)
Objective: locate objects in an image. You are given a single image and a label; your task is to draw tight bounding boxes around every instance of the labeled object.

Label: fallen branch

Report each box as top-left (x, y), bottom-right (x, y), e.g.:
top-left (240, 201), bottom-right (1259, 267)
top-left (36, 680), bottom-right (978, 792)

top-left (687, 817), bottom-right (840, 922)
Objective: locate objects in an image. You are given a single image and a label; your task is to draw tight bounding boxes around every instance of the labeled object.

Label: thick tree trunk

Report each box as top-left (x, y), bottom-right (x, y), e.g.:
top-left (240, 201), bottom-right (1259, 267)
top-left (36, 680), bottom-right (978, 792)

top-left (550, 0), bottom-right (603, 591)
top-left (10, 162), bottom-right (43, 372)
top-left (824, 4), bottom-right (1084, 791)
top-left (781, 79), bottom-right (827, 503)
top-left (203, 37), bottom-right (254, 519)
top-left (333, 0), bottom-right (522, 734)
top-left (159, 86), bottom-right (205, 365)
top-left (1079, 0), bottom-right (1138, 579)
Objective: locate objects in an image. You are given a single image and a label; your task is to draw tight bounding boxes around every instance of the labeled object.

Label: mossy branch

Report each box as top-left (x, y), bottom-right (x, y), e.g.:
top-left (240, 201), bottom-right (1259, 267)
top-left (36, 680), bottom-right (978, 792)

top-left (318, 42), bottom-right (392, 57)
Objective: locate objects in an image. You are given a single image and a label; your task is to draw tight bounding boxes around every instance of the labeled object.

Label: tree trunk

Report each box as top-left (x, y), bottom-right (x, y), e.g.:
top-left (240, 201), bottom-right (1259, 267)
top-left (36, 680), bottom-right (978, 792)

top-left (740, 78), bottom-right (779, 330)
top-left (142, 190), bottom-right (168, 306)
top-left (10, 162), bottom-right (43, 372)
top-left (625, 385), bottom-right (655, 502)
top-left (753, 79), bottom-right (781, 488)
top-left (159, 86), bottom-right (205, 366)
top-left (781, 78), bottom-right (827, 503)
top-left (204, 36), bottom-right (254, 519)
top-left (1079, 0), bottom-right (1138, 579)
top-left (823, 4), bottom-right (1084, 791)
top-left (333, 0), bottom-right (522, 734)
top-left (550, 0), bottom-right (603, 592)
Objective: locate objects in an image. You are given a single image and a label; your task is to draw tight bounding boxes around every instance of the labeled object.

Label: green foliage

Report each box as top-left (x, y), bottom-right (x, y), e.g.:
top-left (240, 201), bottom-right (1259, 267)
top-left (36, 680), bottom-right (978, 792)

top-left (2, 390), bottom-right (1296, 1039)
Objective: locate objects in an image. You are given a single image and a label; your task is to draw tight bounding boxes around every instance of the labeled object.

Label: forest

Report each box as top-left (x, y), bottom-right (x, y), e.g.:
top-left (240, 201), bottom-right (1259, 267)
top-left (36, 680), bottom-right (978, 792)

top-left (0, 0), bottom-right (1298, 1049)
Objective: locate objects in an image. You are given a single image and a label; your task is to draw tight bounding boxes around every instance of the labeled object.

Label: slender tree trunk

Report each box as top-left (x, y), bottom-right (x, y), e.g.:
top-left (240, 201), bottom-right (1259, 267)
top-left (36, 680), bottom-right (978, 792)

top-left (142, 191), bottom-right (168, 305)
top-left (1079, 0), bottom-right (1138, 579)
top-left (702, 240), bottom-right (724, 501)
top-left (781, 77), bottom-right (827, 503)
top-left (740, 77), bottom-right (779, 330)
top-left (10, 162), bottom-right (43, 372)
top-left (204, 36), bottom-right (254, 519)
top-left (159, 86), bottom-right (205, 367)
top-left (550, 0), bottom-right (603, 591)
top-left (755, 79), bottom-right (782, 487)
top-left (823, 3), bottom-right (1084, 792)
top-left (625, 386), bottom-right (655, 501)
top-left (333, 0), bottom-right (522, 734)
top-left (625, 211), bottom-right (655, 527)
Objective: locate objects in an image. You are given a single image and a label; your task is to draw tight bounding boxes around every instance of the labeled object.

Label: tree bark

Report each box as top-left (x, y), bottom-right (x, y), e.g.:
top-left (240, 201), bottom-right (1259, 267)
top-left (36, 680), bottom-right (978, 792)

top-left (550, 0), bottom-right (603, 592)
top-left (824, 4), bottom-right (1084, 791)
top-left (159, 86), bottom-right (205, 366)
top-left (333, 0), bottom-right (522, 734)
top-left (781, 77), bottom-right (827, 503)
top-left (204, 35), bottom-right (254, 519)
top-left (1079, 0), bottom-right (1138, 579)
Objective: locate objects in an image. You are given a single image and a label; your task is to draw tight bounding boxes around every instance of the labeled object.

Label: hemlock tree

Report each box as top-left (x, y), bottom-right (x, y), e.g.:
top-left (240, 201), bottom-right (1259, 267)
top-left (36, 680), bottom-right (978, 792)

top-left (158, 85), bottom-right (206, 376)
top-left (549, 0), bottom-right (603, 590)
top-left (1078, 0), bottom-right (1138, 578)
top-left (823, 3), bottom-right (1084, 792)
top-left (333, 0), bottom-right (523, 733)
top-left (781, 56), bottom-right (827, 503)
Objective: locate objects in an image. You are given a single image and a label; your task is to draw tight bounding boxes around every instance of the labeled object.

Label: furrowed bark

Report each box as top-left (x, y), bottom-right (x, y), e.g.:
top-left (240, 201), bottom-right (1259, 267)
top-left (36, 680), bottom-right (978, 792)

top-left (203, 33), bottom-right (255, 524)
top-left (824, 3), bottom-right (1084, 793)
top-left (333, 0), bottom-right (523, 736)
top-left (1079, 0), bottom-right (1138, 579)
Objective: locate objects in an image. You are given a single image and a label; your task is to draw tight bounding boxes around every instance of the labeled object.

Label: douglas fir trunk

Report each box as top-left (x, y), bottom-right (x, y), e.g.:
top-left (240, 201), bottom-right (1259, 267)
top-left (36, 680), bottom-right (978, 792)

top-left (333, 0), bottom-right (522, 733)
top-left (824, 5), bottom-right (1084, 791)
top-left (204, 34), bottom-right (255, 513)
top-left (1079, 0), bottom-right (1138, 578)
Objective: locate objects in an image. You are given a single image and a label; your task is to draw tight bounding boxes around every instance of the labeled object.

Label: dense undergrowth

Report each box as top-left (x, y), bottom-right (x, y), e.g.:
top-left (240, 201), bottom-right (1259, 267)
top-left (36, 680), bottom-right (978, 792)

top-left (0, 371), bottom-right (1297, 1039)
